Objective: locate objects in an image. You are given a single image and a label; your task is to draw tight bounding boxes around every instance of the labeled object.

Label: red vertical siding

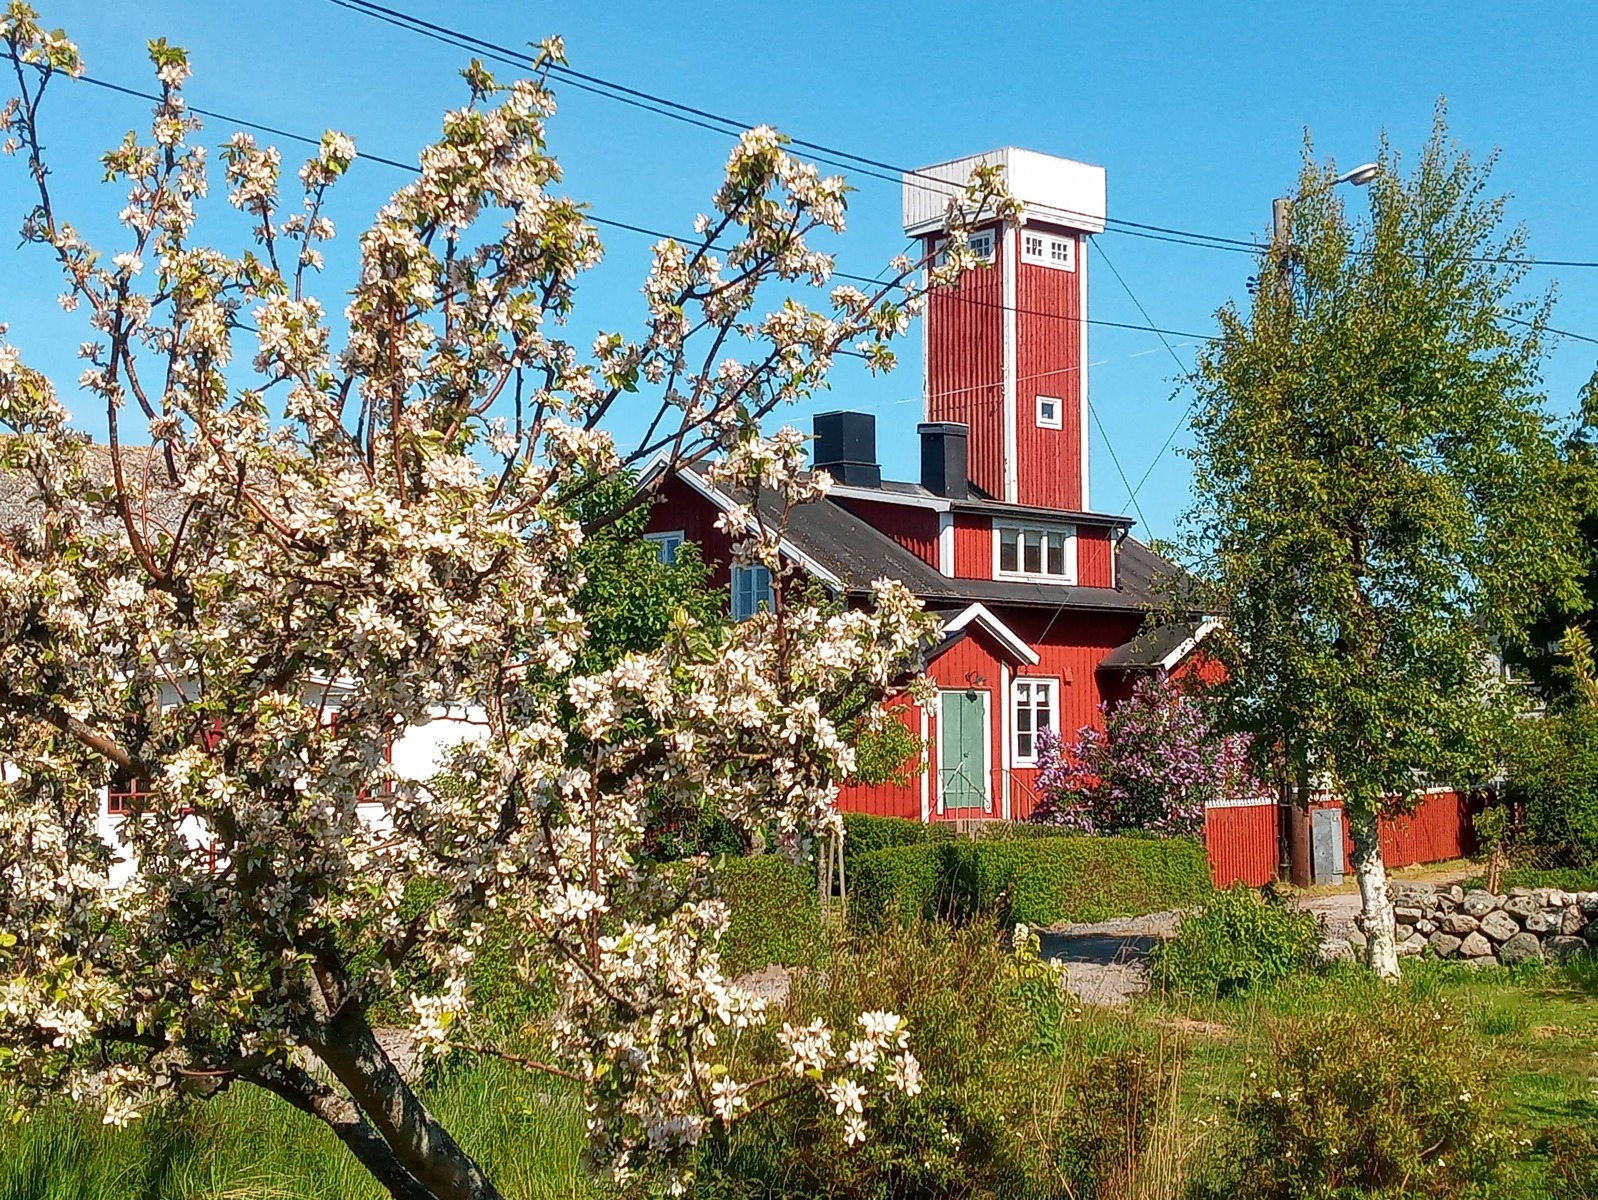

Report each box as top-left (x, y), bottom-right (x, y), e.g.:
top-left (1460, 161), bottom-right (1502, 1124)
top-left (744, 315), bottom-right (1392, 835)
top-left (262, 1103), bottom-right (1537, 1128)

top-left (1310, 790), bottom-right (1475, 877)
top-left (833, 498), bottom-right (938, 568)
top-left (1204, 802), bottom-right (1281, 886)
top-left (644, 475), bottom-right (736, 590)
top-left (1015, 229), bottom-right (1084, 510)
top-left (952, 513), bottom-right (991, 579)
top-left (925, 231), bottom-right (1005, 500)
top-left (1076, 527), bottom-right (1113, 588)
top-left (835, 696), bottom-right (924, 819)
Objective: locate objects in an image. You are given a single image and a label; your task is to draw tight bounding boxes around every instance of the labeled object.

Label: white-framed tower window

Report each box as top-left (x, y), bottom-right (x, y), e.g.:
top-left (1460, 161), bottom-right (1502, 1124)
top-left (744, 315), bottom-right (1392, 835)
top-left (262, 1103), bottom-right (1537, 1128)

top-left (1020, 230), bottom-right (1077, 272)
top-left (1036, 395), bottom-right (1063, 430)
top-left (995, 522), bottom-right (1076, 582)
top-left (934, 229), bottom-right (996, 268)
top-left (644, 530), bottom-right (685, 566)
top-left (1011, 677), bottom-right (1059, 765)
top-left (731, 564), bottom-right (774, 621)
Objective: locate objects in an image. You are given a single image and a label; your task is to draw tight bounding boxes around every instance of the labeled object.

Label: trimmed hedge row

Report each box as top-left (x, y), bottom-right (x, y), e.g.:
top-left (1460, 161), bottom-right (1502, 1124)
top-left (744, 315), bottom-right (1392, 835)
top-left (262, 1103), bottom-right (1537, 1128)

top-left (849, 835), bottom-right (1214, 929)
top-left (717, 854), bottom-right (823, 976)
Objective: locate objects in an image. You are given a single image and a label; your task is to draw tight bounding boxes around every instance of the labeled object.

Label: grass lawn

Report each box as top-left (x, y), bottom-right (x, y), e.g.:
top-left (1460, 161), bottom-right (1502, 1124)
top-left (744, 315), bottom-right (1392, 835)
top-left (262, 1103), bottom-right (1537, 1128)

top-left (0, 1060), bottom-right (595, 1200)
top-left (1108, 955), bottom-right (1598, 1195)
top-left (3, 948), bottom-right (1594, 1199)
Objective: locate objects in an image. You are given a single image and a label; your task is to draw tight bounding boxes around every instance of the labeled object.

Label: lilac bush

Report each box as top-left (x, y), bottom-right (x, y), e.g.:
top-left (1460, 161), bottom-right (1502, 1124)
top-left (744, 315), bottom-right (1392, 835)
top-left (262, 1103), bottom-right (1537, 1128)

top-left (1030, 673), bottom-right (1264, 837)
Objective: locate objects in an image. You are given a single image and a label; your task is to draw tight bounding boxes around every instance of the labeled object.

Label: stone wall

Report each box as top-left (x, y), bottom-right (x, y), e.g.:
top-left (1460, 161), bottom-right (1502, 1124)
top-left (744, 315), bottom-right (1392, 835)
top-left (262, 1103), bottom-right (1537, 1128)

top-left (1346, 883), bottom-right (1598, 965)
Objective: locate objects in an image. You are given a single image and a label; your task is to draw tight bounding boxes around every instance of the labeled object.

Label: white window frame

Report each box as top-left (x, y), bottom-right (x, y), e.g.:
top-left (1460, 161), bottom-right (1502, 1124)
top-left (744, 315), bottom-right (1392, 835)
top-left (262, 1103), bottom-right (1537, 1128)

top-left (731, 563), bottom-right (774, 621)
top-left (1010, 677), bottom-right (1060, 767)
top-left (935, 230), bottom-right (996, 268)
top-left (993, 521), bottom-right (1077, 583)
top-left (1035, 394), bottom-right (1063, 430)
top-left (644, 530), bottom-right (685, 566)
top-left (1021, 229), bottom-right (1077, 272)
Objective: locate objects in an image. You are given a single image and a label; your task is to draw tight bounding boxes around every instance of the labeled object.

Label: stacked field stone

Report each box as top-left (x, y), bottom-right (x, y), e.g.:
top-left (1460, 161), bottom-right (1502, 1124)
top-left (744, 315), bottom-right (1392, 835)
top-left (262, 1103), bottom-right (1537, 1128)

top-left (1348, 883), bottom-right (1598, 964)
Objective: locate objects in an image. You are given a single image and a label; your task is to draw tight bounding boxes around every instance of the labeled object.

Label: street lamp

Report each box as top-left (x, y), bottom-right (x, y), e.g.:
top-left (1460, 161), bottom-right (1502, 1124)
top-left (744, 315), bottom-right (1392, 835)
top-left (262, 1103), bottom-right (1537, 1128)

top-left (1271, 161), bottom-right (1379, 294)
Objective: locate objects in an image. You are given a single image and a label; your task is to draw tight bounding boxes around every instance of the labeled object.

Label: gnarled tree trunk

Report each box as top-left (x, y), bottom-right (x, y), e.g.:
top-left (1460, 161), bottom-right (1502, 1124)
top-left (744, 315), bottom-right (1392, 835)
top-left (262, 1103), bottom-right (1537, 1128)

top-left (1347, 807), bottom-right (1399, 979)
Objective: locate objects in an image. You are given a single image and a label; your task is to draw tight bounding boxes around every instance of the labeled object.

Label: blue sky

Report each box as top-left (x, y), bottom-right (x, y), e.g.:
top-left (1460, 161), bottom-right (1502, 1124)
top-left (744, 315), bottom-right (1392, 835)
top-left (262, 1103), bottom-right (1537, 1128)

top-left (3, 1), bottom-right (1596, 542)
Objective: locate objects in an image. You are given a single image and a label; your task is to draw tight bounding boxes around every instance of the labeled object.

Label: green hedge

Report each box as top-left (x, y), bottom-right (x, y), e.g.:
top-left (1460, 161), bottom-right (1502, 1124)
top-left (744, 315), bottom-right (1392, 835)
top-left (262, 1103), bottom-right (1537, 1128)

top-left (717, 854), bottom-right (823, 976)
top-left (841, 812), bottom-right (944, 873)
top-left (849, 836), bottom-right (1214, 930)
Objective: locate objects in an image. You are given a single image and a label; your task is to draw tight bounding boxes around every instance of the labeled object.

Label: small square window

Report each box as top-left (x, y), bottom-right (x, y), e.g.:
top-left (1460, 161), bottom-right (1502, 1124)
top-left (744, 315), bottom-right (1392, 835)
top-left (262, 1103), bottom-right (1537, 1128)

top-left (645, 530), bottom-right (685, 566)
top-left (967, 231), bottom-right (994, 262)
top-left (732, 564), bottom-right (774, 621)
top-left (1036, 395), bottom-right (1062, 430)
top-left (1049, 238), bottom-right (1075, 268)
top-left (1023, 233), bottom-right (1044, 259)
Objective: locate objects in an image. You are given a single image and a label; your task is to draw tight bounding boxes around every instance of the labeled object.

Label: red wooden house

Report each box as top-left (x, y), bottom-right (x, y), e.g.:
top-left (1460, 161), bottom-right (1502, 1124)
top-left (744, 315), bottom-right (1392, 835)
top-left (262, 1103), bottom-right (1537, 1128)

top-left (642, 147), bottom-right (1470, 886)
top-left (643, 148), bottom-right (1226, 806)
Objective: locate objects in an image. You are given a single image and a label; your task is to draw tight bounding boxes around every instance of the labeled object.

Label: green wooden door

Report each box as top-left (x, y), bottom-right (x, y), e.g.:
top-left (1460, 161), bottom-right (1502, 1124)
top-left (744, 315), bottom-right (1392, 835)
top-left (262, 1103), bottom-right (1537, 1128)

top-left (939, 689), bottom-right (988, 811)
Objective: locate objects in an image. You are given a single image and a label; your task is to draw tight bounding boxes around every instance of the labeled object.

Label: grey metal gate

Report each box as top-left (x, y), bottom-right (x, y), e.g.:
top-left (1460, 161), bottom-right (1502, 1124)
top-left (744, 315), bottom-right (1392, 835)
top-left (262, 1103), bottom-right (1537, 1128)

top-left (1311, 806), bottom-right (1344, 884)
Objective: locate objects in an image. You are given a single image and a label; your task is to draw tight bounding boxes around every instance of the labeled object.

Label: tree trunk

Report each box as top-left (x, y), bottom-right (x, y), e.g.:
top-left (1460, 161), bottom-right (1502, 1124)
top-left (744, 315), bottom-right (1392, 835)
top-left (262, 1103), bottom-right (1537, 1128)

top-left (249, 1062), bottom-right (435, 1200)
top-left (1347, 807), bottom-right (1400, 979)
top-left (311, 1006), bottom-right (507, 1200)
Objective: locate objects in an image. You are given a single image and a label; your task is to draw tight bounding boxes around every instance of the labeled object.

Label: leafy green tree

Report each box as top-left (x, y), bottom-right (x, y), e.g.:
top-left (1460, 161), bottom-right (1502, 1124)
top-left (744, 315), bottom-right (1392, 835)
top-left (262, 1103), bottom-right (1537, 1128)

top-left (562, 470), bottom-right (724, 675)
top-left (1187, 109), bottom-right (1582, 976)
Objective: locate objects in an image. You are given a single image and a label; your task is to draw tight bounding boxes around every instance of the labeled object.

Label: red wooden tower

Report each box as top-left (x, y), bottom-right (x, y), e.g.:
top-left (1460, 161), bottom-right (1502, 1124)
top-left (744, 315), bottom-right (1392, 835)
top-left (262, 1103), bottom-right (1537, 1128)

top-left (904, 148), bottom-right (1106, 511)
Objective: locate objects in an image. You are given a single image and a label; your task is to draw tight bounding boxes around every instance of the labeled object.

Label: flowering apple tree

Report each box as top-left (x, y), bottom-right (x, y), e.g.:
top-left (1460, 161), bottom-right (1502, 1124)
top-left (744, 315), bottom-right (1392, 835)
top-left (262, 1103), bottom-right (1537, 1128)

top-left (0, 8), bottom-right (1015, 1198)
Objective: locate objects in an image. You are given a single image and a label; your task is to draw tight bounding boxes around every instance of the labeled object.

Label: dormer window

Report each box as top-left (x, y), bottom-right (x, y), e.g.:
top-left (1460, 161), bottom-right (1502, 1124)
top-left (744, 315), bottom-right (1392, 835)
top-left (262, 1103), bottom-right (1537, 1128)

top-left (1021, 230), bottom-right (1076, 272)
top-left (995, 522), bottom-right (1076, 582)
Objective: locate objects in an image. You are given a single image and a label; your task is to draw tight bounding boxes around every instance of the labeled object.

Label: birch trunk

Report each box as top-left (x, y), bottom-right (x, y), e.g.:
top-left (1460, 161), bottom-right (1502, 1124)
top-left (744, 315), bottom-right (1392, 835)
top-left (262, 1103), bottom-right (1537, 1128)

top-left (1347, 807), bottom-right (1400, 979)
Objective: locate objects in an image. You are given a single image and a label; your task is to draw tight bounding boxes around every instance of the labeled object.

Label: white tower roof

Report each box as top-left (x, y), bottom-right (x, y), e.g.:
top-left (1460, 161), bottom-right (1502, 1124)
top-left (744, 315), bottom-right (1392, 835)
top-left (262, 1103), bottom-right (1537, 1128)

top-left (901, 147), bottom-right (1107, 237)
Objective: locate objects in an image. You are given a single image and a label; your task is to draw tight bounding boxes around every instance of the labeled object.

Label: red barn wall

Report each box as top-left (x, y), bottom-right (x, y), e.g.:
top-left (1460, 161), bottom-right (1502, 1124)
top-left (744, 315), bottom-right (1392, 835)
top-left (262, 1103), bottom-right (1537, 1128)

top-left (953, 513), bottom-right (991, 579)
top-left (835, 696), bottom-right (924, 820)
top-left (925, 246), bottom-right (1005, 500)
top-left (833, 498), bottom-right (938, 567)
top-left (1205, 801), bottom-right (1282, 887)
top-left (1076, 527), bottom-right (1113, 588)
top-left (644, 475), bottom-right (736, 590)
top-left (1015, 229), bottom-right (1084, 510)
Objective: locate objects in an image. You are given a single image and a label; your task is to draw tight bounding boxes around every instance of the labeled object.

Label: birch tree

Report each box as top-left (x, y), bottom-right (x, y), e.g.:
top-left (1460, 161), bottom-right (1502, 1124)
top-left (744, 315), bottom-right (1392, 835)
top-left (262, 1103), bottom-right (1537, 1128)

top-left (1187, 108), bottom-right (1581, 977)
top-left (0, 8), bottom-right (1013, 1196)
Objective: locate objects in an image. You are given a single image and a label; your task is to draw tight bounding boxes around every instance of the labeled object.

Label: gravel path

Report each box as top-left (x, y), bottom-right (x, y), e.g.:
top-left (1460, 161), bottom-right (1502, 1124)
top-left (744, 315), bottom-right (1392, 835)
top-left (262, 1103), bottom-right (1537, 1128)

top-left (1038, 874), bottom-right (1475, 1007)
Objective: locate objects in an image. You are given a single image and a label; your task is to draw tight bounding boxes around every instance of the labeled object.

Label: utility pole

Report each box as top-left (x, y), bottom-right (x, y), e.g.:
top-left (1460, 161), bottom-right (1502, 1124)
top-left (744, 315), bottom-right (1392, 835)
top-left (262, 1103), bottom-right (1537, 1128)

top-left (1272, 196), bottom-right (1294, 301)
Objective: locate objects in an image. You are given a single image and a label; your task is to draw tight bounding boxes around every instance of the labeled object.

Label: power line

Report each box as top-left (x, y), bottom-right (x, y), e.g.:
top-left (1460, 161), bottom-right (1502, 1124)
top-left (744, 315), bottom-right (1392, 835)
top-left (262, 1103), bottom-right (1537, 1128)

top-left (1091, 238), bottom-right (1190, 374)
top-left (320, 0), bottom-right (1265, 256)
top-left (64, 68), bottom-right (1223, 349)
top-left (323, 0), bottom-right (1598, 273)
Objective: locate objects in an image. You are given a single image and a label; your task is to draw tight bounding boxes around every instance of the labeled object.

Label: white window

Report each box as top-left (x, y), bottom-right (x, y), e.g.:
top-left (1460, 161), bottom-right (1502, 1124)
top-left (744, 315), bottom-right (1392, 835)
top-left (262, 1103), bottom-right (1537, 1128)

top-left (1021, 230), bottom-right (1076, 272)
top-left (645, 530), bottom-right (684, 566)
top-left (1036, 395), bottom-right (1062, 430)
top-left (995, 522), bottom-right (1075, 582)
top-left (731, 564), bottom-right (774, 621)
top-left (1011, 678), bottom-right (1059, 765)
top-left (935, 230), bottom-right (996, 268)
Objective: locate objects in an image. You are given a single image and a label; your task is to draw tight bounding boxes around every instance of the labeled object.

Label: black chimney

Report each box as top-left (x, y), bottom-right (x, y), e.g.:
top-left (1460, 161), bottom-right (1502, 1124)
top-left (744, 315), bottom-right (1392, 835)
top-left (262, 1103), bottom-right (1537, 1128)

top-left (919, 422), bottom-right (968, 499)
top-left (812, 410), bottom-right (881, 488)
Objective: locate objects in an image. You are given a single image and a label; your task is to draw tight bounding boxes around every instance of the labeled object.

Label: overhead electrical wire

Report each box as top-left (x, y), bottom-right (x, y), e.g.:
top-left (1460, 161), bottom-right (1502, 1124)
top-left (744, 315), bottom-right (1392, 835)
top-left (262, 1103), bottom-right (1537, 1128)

top-left (323, 0), bottom-right (1598, 273)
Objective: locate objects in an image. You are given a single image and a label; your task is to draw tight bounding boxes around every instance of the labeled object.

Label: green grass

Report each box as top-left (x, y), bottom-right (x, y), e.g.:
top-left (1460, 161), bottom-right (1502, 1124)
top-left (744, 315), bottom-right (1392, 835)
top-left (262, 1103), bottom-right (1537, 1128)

top-left (0, 1061), bottom-right (595, 1200)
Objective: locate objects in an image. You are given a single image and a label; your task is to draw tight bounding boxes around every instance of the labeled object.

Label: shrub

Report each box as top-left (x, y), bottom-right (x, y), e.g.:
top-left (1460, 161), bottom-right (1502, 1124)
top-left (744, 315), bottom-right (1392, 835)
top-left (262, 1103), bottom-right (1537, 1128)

top-left (1543, 1123), bottom-right (1598, 1200)
top-left (1149, 885), bottom-right (1320, 998)
top-left (696, 922), bottom-right (1171, 1200)
top-left (717, 854), bottom-right (823, 976)
top-left (1507, 705), bottom-right (1598, 865)
top-left (840, 812), bottom-right (942, 873)
top-left (848, 836), bottom-right (1213, 931)
top-left (1199, 993), bottom-right (1511, 1200)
